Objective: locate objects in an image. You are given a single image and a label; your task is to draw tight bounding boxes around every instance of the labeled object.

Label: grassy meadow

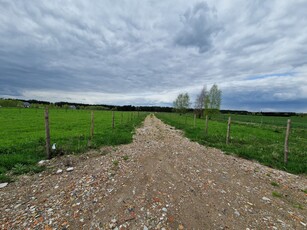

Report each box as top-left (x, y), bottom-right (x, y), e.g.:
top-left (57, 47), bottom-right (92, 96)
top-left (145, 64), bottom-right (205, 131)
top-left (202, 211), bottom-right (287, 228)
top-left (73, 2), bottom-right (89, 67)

top-left (156, 113), bottom-right (307, 174)
top-left (0, 108), bottom-right (147, 182)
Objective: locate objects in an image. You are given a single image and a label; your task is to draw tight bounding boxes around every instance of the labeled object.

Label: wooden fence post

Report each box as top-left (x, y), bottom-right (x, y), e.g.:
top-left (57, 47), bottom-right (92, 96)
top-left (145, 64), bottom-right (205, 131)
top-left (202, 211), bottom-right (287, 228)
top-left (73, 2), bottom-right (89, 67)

top-left (44, 107), bottom-right (51, 159)
top-left (91, 111), bottom-right (94, 140)
top-left (284, 119), bottom-right (291, 164)
top-left (226, 116), bottom-right (231, 145)
top-left (112, 111), bottom-right (115, 129)
top-left (193, 113), bottom-right (196, 128)
top-left (205, 115), bottom-right (208, 135)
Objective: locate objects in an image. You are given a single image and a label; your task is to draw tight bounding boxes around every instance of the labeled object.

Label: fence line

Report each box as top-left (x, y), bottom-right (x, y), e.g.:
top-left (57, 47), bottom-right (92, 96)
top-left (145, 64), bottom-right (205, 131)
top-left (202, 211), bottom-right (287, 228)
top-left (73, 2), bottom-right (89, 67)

top-left (169, 113), bottom-right (298, 165)
top-left (284, 119), bottom-right (291, 164)
top-left (112, 111), bottom-right (115, 129)
top-left (205, 115), bottom-right (208, 135)
top-left (44, 107), bottom-right (51, 159)
top-left (226, 116), bottom-right (231, 145)
top-left (90, 111), bottom-right (94, 142)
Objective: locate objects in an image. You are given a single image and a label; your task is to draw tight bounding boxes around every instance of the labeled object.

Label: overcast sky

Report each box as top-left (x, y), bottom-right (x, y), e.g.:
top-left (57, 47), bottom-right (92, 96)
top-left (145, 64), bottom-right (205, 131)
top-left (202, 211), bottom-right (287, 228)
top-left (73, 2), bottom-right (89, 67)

top-left (0, 0), bottom-right (307, 112)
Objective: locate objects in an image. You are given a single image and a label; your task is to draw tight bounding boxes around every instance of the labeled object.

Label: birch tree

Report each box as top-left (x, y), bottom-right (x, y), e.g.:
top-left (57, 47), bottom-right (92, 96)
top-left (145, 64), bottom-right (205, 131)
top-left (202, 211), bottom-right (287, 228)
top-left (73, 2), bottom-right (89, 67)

top-left (194, 86), bottom-right (208, 118)
top-left (205, 84), bottom-right (222, 115)
top-left (173, 93), bottom-right (190, 114)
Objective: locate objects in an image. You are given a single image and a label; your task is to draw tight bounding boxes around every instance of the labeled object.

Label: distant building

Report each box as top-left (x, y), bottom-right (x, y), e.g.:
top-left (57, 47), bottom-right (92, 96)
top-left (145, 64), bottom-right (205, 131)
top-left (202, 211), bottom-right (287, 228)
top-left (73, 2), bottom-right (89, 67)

top-left (23, 102), bottom-right (31, 108)
top-left (69, 105), bottom-right (76, 110)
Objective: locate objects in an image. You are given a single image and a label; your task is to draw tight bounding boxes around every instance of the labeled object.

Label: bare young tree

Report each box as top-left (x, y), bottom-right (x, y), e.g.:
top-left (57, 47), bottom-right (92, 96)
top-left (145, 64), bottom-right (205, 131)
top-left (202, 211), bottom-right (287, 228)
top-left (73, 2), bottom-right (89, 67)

top-left (205, 84), bottom-right (222, 115)
top-left (194, 85), bottom-right (208, 118)
top-left (173, 93), bottom-right (190, 114)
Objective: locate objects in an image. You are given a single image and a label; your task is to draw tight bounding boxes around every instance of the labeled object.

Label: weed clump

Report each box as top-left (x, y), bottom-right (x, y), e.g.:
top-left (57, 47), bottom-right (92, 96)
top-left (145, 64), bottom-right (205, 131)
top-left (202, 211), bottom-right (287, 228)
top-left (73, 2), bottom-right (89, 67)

top-left (272, 191), bottom-right (282, 198)
top-left (122, 155), bottom-right (129, 161)
top-left (270, 181), bottom-right (279, 187)
top-left (113, 160), bottom-right (119, 167)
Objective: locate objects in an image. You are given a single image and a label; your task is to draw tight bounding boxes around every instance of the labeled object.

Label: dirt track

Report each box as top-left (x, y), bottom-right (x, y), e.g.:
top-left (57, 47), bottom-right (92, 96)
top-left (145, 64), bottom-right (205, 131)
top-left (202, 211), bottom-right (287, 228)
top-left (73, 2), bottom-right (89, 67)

top-left (1, 115), bottom-right (307, 229)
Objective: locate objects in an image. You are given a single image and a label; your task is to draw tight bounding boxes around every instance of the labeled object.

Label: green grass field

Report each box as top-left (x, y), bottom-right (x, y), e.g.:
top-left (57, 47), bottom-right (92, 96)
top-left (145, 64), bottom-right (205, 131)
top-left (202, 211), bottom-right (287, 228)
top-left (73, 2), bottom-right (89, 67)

top-left (0, 108), bottom-right (147, 182)
top-left (156, 113), bottom-right (307, 174)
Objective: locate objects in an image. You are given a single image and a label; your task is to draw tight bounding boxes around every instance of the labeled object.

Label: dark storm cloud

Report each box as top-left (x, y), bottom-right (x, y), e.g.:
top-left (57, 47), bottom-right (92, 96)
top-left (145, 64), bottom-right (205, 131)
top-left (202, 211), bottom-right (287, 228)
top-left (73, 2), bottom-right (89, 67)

top-left (0, 0), bottom-right (306, 111)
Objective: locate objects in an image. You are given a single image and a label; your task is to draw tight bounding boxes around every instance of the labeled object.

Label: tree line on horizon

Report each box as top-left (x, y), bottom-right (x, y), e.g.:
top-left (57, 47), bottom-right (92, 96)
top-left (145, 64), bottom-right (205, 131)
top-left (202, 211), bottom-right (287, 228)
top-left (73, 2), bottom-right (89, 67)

top-left (0, 97), bottom-right (302, 116)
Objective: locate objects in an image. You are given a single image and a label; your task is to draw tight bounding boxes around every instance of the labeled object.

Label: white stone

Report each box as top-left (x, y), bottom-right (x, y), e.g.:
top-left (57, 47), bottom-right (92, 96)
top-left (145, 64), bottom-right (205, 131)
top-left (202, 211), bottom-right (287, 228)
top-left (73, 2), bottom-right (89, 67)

top-left (234, 210), bottom-right (240, 216)
top-left (262, 196), bottom-right (271, 202)
top-left (66, 167), bottom-right (74, 172)
top-left (162, 207), bottom-right (167, 212)
top-left (38, 160), bottom-right (49, 166)
top-left (56, 169), bottom-right (63, 174)
top-left (0, 183), bottom-right (8, 188)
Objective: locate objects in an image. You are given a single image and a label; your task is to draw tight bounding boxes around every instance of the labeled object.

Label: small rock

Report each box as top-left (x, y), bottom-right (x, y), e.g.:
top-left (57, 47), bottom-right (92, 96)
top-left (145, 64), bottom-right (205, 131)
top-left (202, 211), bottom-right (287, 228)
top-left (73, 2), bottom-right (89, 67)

top-left (162, 207), bottom-right (167, 212)
top-left (234, 210), bottom-right (240, 217)
top-left (66, 167), bottom-right (74, 172)
top-left (143, 226), bottom-right (148, 230)
top-left (262, 196), bottom-right (271, 202)
top-left (300, 222), bottom-right (306, 227)
top-left (56, 169), bottom-right (63, 174)
top-left (38, 160), bottom-right (49, 166)
top-left (0, 182), bottom-right (8, 189)
top-left (178, 224), bottom-right (184, 230)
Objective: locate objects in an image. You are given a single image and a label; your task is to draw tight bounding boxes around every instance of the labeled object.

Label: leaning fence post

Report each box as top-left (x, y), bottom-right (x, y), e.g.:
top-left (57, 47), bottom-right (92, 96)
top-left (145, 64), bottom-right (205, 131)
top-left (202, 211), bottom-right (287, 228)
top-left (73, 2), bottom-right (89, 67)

top-left (44, 107), bottom-right (51, 159)
top-left (226, 116), bottom-right (231, 145)
top-left (284, 119), bottom-right (291, 164)
top-left (112, 111), bottom-right (115, 129)
top-left (91, 111), bottom-right (94, 140)
top-left (193, 113), bottom-right (196, 128)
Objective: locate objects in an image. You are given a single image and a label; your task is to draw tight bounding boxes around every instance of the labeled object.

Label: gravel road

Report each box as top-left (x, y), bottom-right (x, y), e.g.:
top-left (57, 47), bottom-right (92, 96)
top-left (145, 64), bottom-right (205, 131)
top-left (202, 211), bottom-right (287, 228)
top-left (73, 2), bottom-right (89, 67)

top-left (1, 115), bottom-right (306, 229)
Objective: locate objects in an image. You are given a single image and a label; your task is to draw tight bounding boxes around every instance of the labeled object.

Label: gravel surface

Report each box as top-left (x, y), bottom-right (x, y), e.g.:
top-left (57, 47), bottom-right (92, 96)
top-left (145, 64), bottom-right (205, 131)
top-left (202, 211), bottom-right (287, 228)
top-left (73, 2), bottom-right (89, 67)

top-left (1, 115), bottom-right (307, 229)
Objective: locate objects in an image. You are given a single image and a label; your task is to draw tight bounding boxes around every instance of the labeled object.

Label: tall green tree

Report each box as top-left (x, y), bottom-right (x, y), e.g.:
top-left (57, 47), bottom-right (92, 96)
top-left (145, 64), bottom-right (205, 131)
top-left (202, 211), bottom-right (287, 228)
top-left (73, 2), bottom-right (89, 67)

top-left (173, 93), bottom-right (190, 114)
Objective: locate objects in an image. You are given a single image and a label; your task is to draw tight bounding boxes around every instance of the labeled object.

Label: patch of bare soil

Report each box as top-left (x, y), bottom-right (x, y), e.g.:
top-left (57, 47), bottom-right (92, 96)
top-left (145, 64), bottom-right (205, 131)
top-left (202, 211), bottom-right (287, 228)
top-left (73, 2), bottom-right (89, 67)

top-left (1, 115), bottom-right (307, 229)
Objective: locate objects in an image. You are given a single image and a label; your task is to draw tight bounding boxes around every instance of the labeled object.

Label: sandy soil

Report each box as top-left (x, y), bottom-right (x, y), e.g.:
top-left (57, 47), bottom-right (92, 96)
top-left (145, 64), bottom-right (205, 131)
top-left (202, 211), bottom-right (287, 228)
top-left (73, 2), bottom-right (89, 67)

top-left (1, 115), bottom-right (307, 229)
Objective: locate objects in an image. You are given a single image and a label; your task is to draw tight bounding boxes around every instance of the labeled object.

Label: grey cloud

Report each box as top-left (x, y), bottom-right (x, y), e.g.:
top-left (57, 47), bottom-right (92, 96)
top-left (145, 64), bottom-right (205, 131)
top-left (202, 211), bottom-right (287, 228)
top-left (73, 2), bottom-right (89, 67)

top-left (0, 0), bottom-right (306, 112)
top-left (174, 2), bottom-right (222, 53)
